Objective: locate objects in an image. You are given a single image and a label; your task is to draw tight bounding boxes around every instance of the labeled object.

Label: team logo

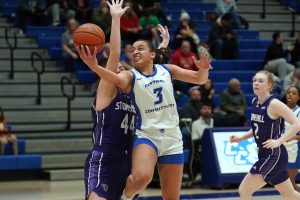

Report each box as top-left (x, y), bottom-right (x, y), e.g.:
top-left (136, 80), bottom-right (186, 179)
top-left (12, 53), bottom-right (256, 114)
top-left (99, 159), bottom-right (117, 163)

top-left (223, 139), bottom-right (257, 165)
top-left (101, 183), bottom-right (108, 192)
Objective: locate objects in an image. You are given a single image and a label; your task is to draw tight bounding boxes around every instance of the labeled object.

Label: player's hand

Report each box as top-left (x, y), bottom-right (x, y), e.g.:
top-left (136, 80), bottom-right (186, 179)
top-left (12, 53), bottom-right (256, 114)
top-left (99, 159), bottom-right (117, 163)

top-left (107, 0), bottom-right (129, 18)
top-left (192, 52), bottom-right (212, 71)
top-left (157, 24), bottom-right (170, 47)
top-left (76, 45), bottom-right (98, 70)
top-left (262, 139), bottom-right (282, 149)
top-left (230, 135), bottom-right (241, 143)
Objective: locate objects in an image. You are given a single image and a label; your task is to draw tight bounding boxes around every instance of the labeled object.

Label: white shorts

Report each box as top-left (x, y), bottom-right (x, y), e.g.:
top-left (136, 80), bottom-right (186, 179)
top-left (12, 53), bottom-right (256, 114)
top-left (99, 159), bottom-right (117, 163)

top-left (284, 140), bottom-right (298, 163)
top-left (133, 126), bottom-right (183, 164)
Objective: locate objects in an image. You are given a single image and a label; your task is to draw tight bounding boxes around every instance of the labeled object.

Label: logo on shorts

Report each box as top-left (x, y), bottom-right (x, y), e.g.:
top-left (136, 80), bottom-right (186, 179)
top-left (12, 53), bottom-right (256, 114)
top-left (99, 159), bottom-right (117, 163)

top-left (101, 183), bottom-right (108, 192)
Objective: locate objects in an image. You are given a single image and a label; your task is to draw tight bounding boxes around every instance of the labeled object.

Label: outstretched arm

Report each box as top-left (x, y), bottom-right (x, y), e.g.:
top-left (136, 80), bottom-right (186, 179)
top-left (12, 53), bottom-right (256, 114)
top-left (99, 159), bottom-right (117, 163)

top-left (230, 129), bottom-right (253, 143)
top-left (165, 53), bottom-right (212, 85)
top-left (77, 45), bottom-right (132, 91)
top-left (95, 0), bottom-right (129, 109)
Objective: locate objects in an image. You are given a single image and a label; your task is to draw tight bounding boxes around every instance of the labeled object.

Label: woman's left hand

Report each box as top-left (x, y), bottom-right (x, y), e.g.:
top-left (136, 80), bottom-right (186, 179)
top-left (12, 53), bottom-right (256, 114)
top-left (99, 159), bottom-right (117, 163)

top-left (192, 51), bottom-right (212, 71)
top-left (262, 139), bottom-right (282, 149)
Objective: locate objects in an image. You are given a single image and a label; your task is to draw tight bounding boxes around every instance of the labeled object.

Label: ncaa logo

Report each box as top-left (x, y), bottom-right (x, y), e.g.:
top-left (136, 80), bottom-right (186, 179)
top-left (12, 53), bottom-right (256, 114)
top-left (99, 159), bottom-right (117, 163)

top-left (101, 183), bottom-right (108, 192)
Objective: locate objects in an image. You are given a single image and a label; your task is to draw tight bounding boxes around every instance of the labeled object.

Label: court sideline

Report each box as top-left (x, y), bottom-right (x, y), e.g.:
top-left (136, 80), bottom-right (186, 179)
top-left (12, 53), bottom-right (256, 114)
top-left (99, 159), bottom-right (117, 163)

top-left (0, 180), bottom-right (283, 200)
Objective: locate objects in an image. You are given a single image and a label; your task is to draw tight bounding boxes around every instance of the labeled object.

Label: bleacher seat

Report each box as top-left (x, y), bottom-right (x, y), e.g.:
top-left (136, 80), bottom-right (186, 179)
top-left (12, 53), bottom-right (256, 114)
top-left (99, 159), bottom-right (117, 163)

top-left (239, 40), bottom-right (271, 49)
top-left (161, 2), bottom-right (215, 11)
top-left (37, 36), bottom-right (61, 48)
top-left (240, 49), bottom-right (267, 60)
top-left (4, 139), bottom-right (25, 155)
top-left (0, 155), bottom-right (42, 170)
top-left (26, 26), bottom-right (65, 38)
top-left (210, 71), bottom-right (256, 82)
top-left (211, 60), bottom-right (264, 71)
top-left (76, 70), bottom-right (98, 85)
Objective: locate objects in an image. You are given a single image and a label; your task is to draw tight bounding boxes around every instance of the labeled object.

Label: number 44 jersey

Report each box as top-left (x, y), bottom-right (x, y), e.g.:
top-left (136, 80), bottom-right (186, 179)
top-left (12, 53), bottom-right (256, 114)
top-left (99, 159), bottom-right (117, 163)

top-left (91, 93), bottom-right (136, 152)
top-left (130, 64), bottom-right (179, 130)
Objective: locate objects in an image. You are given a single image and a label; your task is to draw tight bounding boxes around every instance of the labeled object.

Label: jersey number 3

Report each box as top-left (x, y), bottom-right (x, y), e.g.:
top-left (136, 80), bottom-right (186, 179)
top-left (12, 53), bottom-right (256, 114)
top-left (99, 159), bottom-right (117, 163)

top-left (121, 114), bottom-right (135, 134)
top-left (153, 87), bottom-right (163, 105)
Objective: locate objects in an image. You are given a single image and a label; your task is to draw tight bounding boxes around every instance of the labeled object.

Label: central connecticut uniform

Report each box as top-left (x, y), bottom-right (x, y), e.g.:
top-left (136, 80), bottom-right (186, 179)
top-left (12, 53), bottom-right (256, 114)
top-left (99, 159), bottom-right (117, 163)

top-left (250, 95), bottom-right (288, 185)
top-left (84, 92), bottom-right (136, 200)
top-left (130, 64), bottom-right (183, 164)
top-left (283, 105), bottom-right (300, 168)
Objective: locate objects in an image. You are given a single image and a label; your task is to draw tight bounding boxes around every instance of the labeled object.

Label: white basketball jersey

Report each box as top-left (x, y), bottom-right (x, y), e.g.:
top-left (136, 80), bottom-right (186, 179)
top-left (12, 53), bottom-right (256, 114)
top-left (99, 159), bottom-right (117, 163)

top-left (130, 64), bottom-right (179, 130)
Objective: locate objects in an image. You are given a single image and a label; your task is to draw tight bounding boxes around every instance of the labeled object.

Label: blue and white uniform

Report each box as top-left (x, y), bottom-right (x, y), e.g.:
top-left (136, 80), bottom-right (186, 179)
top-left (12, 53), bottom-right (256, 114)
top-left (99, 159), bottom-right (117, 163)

top-left (130, 64), bottom-right (183, 164)
top-left (84, 92), bottom-right (136, 200)
top-left (283, 105), bottom-right (300, 168)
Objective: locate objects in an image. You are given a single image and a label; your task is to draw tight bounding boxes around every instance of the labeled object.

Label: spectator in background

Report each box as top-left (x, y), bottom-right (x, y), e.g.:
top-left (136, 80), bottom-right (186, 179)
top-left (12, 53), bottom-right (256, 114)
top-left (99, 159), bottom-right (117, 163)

top-left (150, 2), bottom-right (171, 28)
top-left (171, 40), bottom-right (198, 71)
top-left (181, 88), bottom-right (202, 122)
top-left (62, 18), bottom-right (80, 72)
top-left (208, 13), bottom-right (239, 59)
top-left (0, 107), bottom-right (18, 156)
top-left (215, 0), bottom-right (241, 29)
top-left (46, 0), bottom-right (75, 26)
top-left (96, 43), bottom-right (110, 66)
top-left (120, 43), bottom-right (133, 69)
top-left (220, 78), bottom-right (247, 126)
top-left (172, 40), bottom-right (198, 93)
top-left (120, 1), bottom-right (141, 44)
top-left (198, 78), bottom-right (215, 107)
top-left (291, 33), bottom-right (300, 68)
top-left (91, 0), bottom-right (111, 43)
top-left (68, 0), bottom-right (93, 22)
top-left (283, 68), bottom-right (300, 92)
top-left (191, 102), bottom-right (214, 181)
top-left (138, 8), bottom-right (160, 47)
top-left (264, 31), bottom-right (295, 80)
top-left (173, 11), bottom-right (199, 54)
top-left (16, 0), bottom-right (46, 33)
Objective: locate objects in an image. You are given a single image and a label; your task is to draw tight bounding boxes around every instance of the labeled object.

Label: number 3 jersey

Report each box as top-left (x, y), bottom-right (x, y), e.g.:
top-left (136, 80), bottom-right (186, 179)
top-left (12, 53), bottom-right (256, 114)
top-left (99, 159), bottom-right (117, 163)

top-left (250, 95), bottom-right (284, 156)
top-left (91, 92), bottom-right (136, 153)
top-left (130, 64), bottom-right (179, 130)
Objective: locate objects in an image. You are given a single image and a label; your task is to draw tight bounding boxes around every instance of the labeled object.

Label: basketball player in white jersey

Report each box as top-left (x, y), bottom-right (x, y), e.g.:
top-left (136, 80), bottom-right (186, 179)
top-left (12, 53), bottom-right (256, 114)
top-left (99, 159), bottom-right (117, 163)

top-left (76, 23), bottom-right (211, 199)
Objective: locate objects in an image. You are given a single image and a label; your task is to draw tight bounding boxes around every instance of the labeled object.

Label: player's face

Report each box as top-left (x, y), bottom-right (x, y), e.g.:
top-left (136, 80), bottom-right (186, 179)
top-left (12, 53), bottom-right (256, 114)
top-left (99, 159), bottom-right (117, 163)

top-left (286, 87), bottom-right (300, 106)
top-left (252, 73), bottom-right (271, 95)
top-left (117, 63), bottom-right (125, 74)
top-left (200, 105), bottom-right (212, 117)
top-left (131, 41), bottom-right (155, 68)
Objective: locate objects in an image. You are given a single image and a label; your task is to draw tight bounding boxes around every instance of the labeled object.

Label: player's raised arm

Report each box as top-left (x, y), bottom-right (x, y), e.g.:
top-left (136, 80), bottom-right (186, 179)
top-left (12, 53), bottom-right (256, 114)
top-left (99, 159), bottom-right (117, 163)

top-left (105, 0), bottom-right (129, 72)
top-left (77, 45), bottom-right (132, 91)
top-left (157, 24), bottom-right (169, 49)
top-left (165, 52), bottom-right (211, 85)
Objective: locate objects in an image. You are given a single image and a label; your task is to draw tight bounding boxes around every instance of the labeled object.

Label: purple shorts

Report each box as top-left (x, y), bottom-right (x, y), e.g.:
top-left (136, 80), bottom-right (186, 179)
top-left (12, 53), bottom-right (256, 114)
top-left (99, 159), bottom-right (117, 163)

top-left (250, 145), bottom-right (289, 185)
top-left (84, 149), bottom-right (131, 200)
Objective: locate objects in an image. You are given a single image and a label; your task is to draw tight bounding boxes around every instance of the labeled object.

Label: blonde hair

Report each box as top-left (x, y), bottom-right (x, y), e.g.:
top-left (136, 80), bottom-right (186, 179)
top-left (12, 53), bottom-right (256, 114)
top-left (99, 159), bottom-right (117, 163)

top-left (256, 70), bottom-right (274, 91)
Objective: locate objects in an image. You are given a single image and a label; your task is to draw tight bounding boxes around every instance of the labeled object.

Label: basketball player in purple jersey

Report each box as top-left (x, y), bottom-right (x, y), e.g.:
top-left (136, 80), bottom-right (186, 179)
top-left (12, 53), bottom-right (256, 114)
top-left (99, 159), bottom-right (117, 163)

top-left (230, 70), bottom-right (300, 199)
top-left (84, 1), bottom-right (132, 200)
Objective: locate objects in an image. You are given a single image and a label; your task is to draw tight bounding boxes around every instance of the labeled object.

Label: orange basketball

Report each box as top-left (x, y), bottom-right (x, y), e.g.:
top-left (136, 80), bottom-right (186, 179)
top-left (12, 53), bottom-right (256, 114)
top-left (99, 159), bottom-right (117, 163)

top-left (73, 23), bottom-right (105, 54)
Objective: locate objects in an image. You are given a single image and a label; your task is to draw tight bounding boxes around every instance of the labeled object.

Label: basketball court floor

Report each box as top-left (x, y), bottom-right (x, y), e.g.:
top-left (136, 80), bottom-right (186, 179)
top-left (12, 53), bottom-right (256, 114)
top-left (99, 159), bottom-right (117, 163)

top-left (0, 180), bottom-right (284, 200)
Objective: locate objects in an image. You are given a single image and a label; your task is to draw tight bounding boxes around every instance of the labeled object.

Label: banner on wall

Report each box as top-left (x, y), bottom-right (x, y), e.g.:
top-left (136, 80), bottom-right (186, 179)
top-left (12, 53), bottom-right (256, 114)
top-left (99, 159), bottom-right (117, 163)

top-left (212, 131), bottom-right (258, 174)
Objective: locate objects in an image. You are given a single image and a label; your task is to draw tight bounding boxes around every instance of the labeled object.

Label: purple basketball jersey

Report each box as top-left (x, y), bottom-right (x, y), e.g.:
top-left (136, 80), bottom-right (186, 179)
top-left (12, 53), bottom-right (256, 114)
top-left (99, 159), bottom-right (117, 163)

top-left (91, 92), bottom-right (136, 153)
top-left (84, 92), bottom-right (136, 199)
top-left (250, 95), bottom-right (288, 185)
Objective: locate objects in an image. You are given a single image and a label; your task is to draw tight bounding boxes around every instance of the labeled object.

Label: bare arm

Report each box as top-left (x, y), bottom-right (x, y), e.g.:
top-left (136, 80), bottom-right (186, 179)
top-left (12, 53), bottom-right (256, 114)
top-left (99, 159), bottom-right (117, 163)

top-left (230, 129), bottom-right (253, 143)
top-left (96, 0), bottom-right (129, 109)
top-left (77, 45), bottom-right (132, 91)
top-left (263, 99), bottom-right (300, 148)
top-left (157, 24), bottom-right (169, 49)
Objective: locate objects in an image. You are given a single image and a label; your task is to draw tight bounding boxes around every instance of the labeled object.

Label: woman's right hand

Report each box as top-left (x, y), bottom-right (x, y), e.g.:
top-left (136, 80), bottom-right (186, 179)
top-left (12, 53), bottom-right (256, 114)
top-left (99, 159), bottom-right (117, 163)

top-left (76, 45), bottom-right (98, 70)
top-left (230, 135), bottom-right (241, 143)
top-left (107, 0), bottom-right (129, 19)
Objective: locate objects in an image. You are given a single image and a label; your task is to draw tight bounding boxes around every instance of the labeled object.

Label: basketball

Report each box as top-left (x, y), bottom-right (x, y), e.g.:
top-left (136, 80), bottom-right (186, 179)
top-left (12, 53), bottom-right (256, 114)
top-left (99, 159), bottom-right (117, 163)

top-left (73, 23), bottom-right (105, 54)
